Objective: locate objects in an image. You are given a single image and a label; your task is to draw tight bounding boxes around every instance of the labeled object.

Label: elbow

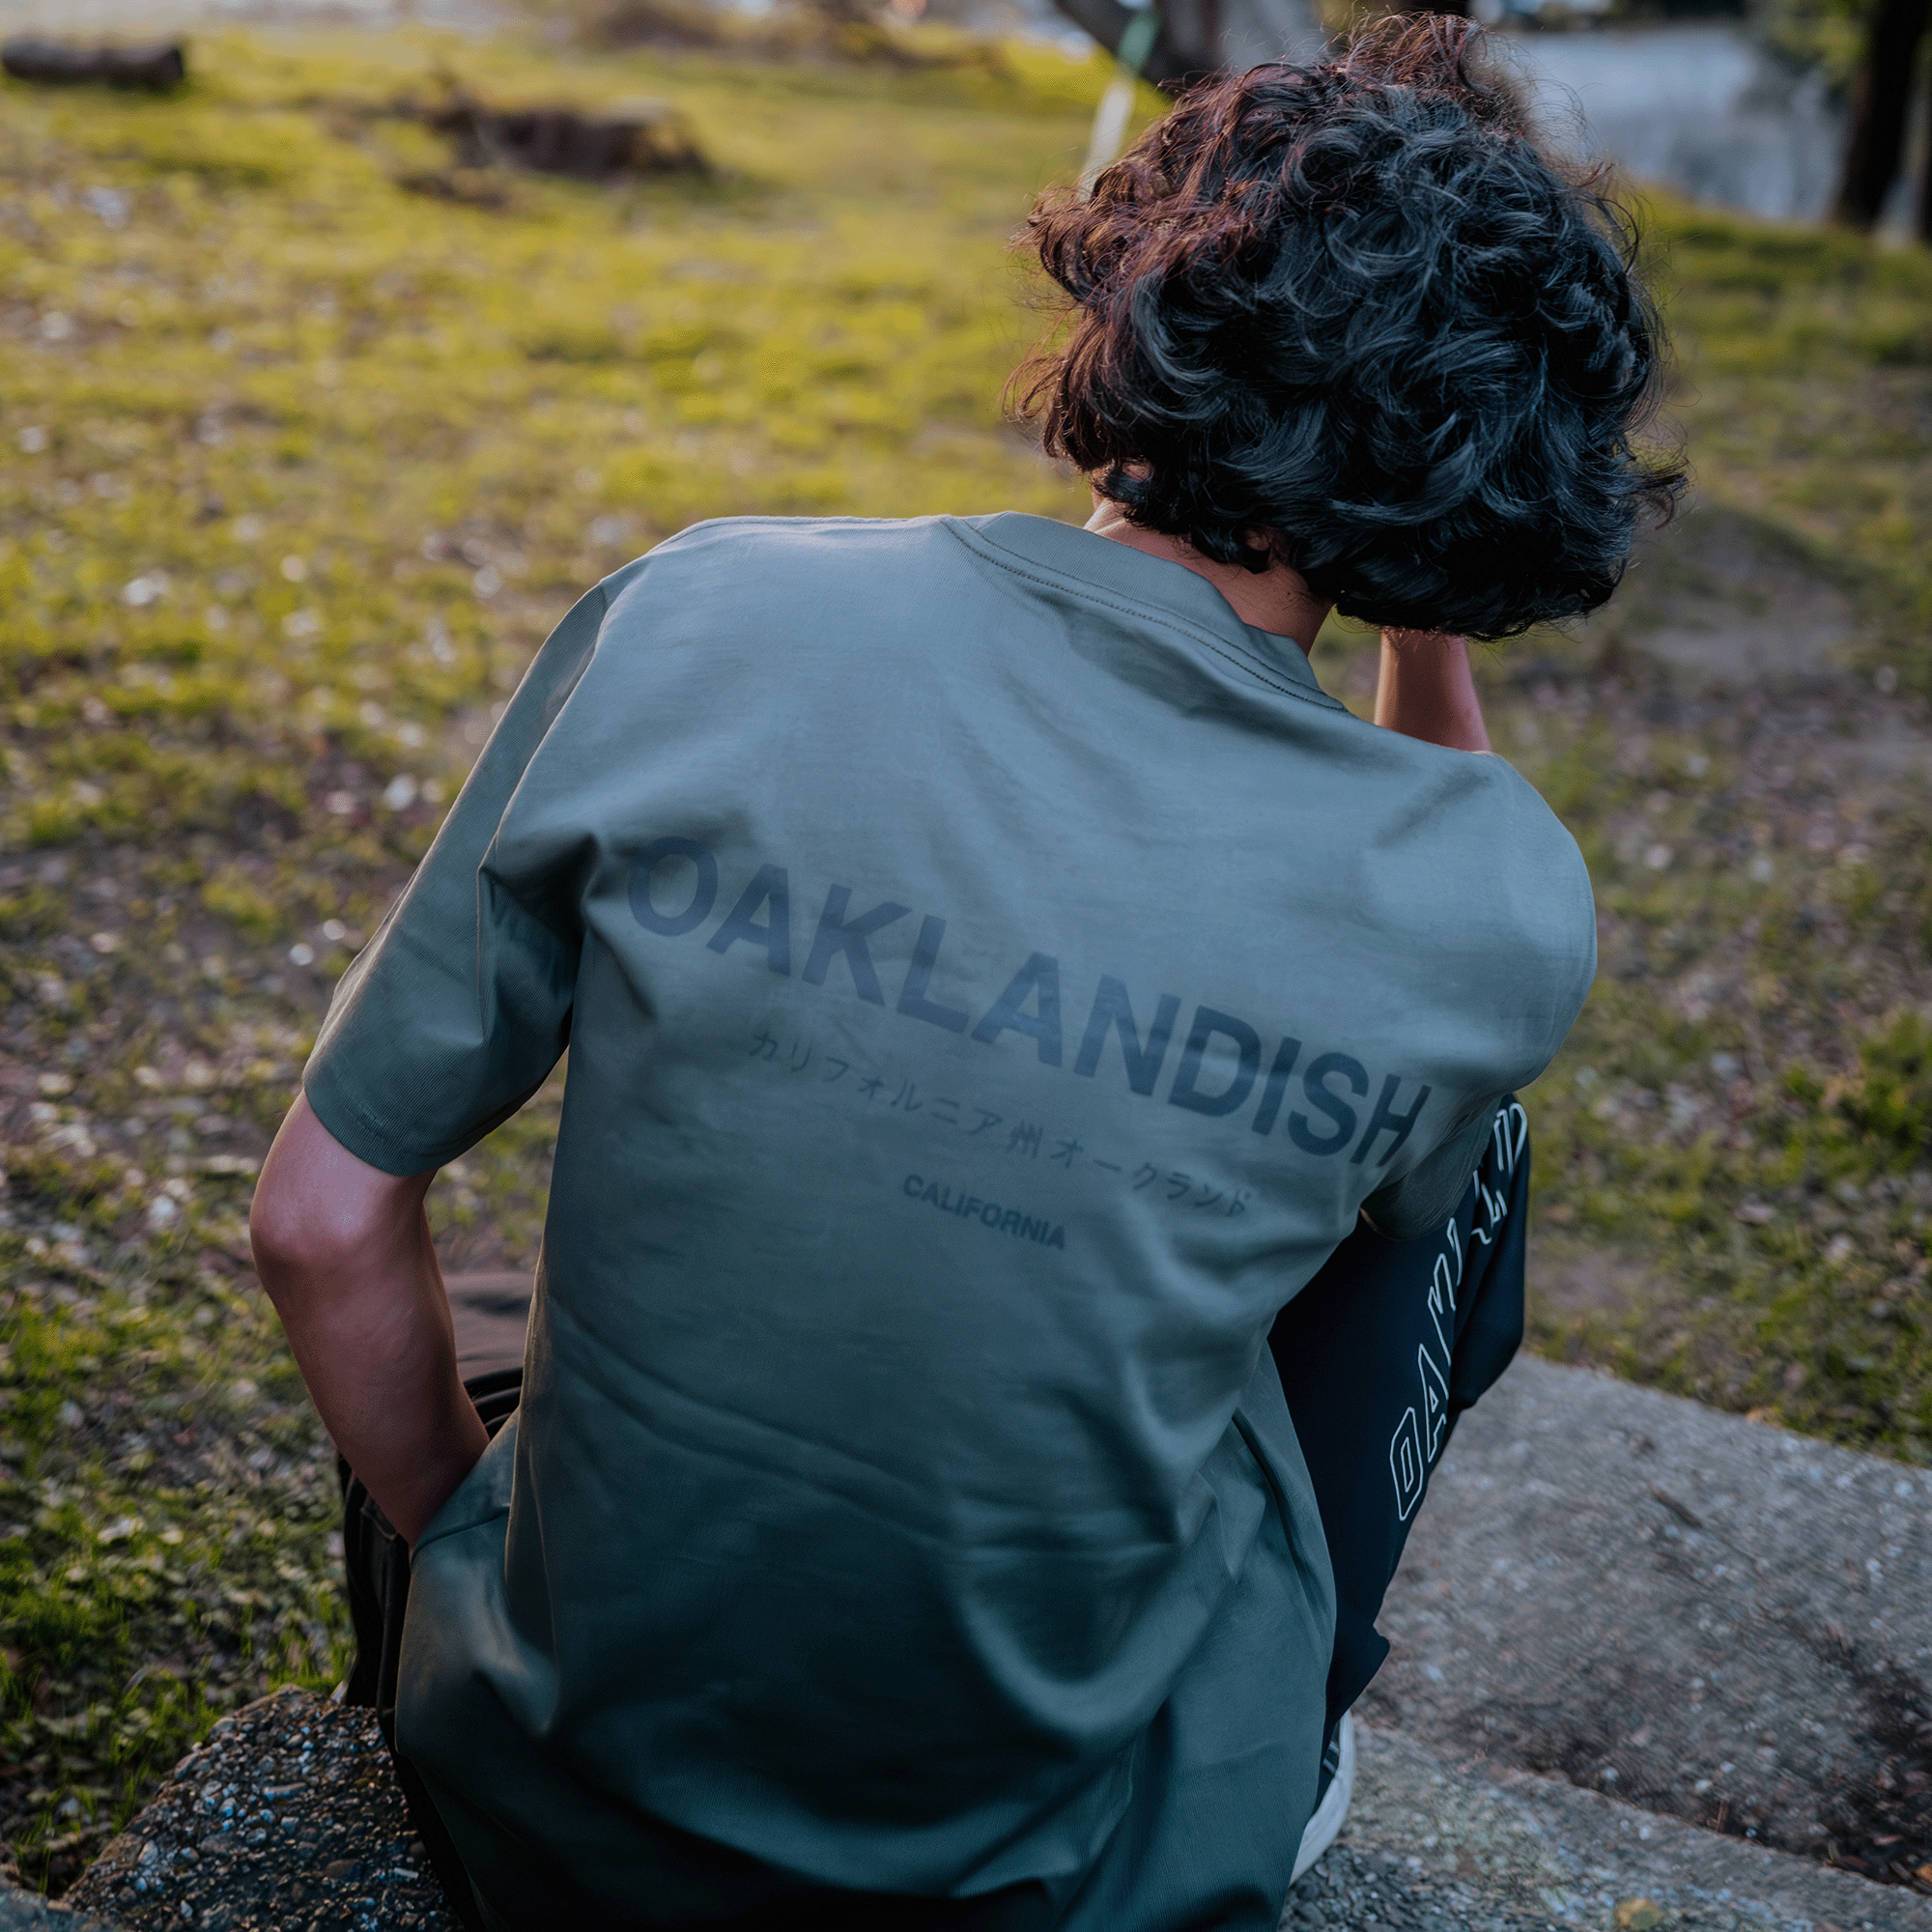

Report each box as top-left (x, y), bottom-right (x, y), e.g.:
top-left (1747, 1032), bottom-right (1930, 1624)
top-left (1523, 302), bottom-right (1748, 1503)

top-left (247, 1177), bottom-right (338, 1306)
top-left (247, 1178), bottom-right (311, 1281)
top-left (248, 1167), bottom-right (393, 1304)
top-left (250, 1094), bottom-right (434, 1311)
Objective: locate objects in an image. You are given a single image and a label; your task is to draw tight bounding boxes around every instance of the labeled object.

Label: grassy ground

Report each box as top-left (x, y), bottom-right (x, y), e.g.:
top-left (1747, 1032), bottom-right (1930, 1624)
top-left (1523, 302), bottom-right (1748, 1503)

top-left (1480, 212), bottom-right (1932, 1446)
top-left (0, 21), bottom-right (1929, 1890)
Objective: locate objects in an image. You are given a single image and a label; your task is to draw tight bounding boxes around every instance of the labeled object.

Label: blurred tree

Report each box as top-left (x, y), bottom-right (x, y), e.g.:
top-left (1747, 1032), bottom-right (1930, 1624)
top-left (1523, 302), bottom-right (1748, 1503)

top-left (1050, 0), bottom-right (1326, 88)
top-left (1833, 0), bottom-right (1930, 237)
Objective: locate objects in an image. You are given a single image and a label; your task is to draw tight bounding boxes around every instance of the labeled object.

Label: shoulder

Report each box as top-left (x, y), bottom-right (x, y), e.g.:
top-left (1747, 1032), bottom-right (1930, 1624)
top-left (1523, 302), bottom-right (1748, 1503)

top-left (596, 515), bottom-right (963, 610)
top-left (1342, 732), bottom-right (1595, 1029)
top-left (1443, 750), bottom-right (1596, 1033)
top-left (1472, 752), bottom-right (1593, 923)
top-left (1373, 735), bottom-right (1589, 916)
top-left (1455, 747), bottom-right (1584, 853)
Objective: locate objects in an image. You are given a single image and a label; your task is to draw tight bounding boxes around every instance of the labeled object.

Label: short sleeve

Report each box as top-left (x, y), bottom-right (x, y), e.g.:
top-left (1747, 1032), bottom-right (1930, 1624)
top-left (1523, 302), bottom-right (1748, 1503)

top-left (1362, 761), bottom-right (1596, 1240)
top-left (301, 583), bottom-right (610, 1176)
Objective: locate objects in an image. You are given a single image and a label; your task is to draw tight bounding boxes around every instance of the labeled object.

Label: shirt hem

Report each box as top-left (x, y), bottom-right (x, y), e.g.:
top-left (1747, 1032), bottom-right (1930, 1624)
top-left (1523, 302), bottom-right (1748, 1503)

top-left (302, 1063), bottom-right (460, 1179)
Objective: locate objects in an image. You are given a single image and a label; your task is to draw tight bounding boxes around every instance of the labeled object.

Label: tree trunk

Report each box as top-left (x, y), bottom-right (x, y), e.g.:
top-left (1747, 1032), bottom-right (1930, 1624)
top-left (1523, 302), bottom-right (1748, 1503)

top-left (1833, 0), bottom-right (1932, 229)
top-left (1919, 69), bottom-right (1932, 241)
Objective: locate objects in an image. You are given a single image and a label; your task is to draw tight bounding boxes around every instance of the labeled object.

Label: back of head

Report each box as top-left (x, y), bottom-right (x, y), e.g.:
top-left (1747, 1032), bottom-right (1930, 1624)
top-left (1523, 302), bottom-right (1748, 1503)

top-left (1014, 15), bottom-right (1682, 639)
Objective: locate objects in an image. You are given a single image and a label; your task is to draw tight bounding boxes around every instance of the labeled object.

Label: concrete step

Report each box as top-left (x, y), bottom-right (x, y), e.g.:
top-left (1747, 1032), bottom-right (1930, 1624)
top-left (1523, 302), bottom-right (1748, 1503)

top-left (1369, 1355), bottom-right (1932, 1902)
top-left (57, 1688), bottom-right (451, 1932)
top-left (32, 1349), bottom-right (1932, 1929)
top-left (443, 1276), bottom-right (1932, 1905)
top-left (42, 1684), bottom-right (1930, 1932)
top-left (1325, 1717), bottom-right (1932, 1932)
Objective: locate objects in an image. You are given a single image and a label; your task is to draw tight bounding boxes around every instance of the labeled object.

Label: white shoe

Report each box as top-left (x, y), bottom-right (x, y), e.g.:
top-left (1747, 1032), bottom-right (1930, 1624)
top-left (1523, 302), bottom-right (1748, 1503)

top-left (1291, 1710), bottom-right (1354, 1882)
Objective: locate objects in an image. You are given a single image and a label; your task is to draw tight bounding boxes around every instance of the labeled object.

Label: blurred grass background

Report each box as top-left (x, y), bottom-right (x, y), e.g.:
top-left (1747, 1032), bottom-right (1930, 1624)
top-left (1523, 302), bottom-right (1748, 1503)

top-left (0, 20), bottom-right (1929, 1889)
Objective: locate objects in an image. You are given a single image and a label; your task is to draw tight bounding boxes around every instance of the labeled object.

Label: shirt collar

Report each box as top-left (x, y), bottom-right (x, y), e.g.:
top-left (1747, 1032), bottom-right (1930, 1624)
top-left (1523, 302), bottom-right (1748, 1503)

top-left (953, 512), bottom-right (1333, 704)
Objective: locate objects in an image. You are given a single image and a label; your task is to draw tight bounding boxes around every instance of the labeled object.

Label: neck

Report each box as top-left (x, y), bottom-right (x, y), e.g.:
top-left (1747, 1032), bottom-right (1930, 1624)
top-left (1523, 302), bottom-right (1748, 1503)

top-left (1083, 497), bottom-right (1331, 654)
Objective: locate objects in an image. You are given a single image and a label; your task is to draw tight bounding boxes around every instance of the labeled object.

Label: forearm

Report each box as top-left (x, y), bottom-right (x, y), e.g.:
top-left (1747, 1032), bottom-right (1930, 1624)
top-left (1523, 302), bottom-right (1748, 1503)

top-left (251, 1097), bottom-right (489, 1546)
top-left (1374, 630), bottom-right (1491, 753)
top-left (268, 1208), bottom-right (486, 1547)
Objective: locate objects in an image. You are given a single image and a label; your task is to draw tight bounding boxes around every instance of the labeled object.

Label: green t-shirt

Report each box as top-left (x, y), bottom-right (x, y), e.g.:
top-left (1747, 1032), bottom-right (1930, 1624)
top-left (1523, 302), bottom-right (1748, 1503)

top-left (304, 512), bottom-right (1594, 1929)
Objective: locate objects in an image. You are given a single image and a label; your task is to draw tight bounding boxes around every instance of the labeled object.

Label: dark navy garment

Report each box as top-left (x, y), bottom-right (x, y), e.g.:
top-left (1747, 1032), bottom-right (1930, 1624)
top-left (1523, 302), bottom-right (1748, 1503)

top-left (1268, 1099), bottom-right (1531, 1750)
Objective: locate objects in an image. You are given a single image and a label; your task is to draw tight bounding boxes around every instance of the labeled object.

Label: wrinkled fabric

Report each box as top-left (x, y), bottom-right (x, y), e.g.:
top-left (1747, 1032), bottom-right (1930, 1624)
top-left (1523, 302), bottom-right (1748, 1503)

top-left (304, 513), bottom-right (1594, 1929)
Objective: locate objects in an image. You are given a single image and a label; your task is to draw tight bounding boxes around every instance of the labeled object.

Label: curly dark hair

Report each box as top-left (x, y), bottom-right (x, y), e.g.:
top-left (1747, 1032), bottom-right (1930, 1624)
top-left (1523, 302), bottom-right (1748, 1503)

top-left (1012, 14), bottom-right (1683, 639)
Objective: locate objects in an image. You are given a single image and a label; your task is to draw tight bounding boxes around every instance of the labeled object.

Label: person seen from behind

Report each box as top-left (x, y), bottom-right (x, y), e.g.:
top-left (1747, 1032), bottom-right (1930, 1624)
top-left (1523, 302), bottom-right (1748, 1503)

top-left (250, 18), bottom-right (1678, 1930)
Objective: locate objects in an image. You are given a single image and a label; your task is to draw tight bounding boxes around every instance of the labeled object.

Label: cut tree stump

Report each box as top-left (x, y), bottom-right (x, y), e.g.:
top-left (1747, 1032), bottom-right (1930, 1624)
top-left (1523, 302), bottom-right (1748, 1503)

top-left (0, 39), bottom-right (185, 89)
top-left (419, 95), bottom-right (707, 180)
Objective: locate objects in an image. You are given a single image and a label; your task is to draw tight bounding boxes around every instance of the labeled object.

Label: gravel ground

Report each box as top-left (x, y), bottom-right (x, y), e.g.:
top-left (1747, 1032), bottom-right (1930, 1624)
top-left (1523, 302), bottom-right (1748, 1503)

top-left (1281, 1843), bottom-right (1575, 1932)
top-left (62, 1689), bottom-right (454, 1932)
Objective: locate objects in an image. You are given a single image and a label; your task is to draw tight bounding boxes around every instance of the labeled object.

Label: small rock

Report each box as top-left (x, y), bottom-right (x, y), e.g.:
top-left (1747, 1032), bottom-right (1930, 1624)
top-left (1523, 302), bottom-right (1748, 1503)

top-left (1613, 1899), bottom-right (1667, 1930)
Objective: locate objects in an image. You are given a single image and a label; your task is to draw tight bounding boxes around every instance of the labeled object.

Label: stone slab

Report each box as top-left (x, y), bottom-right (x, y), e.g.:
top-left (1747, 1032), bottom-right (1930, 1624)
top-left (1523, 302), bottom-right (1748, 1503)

top-left (1369, 1355), bottom-right (1932, 1892)
top-left (45, 1352), bottom-right (1932, 1927)
top-left (57, 1692), bottom-right (1926, 1932)
top-left (62, 1689), bottom-right (451, 1932)
top-left (1332, 1719), bottom-right (1932, 1932)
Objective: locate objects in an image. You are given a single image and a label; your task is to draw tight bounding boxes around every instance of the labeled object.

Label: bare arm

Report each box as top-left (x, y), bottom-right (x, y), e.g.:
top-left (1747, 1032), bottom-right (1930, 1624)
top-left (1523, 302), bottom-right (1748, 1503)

top-left (250, 1095), bottom-right (488, 1547)
top-left (1375, 629), bottom-right (1491, 753)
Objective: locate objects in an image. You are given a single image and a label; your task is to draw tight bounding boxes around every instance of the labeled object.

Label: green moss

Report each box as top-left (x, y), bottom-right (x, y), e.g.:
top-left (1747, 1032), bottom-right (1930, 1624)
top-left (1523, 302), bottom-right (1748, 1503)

top-left (1639, 194), bottom-right (1932, 685)
top-left (0, 1266), bottom-right (353, 1890)
top-left (3, 18), bottom-right (1932, 1887)
top-left (198, 868), bottom-right (286, 946)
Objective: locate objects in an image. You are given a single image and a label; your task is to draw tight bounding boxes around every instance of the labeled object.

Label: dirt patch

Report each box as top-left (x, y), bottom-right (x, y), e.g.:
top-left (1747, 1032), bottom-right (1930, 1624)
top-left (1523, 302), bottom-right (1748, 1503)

top-left (1527, 1242), bottom-right (1656, 1324)
top-left (1812, 1646), bottom-right (1932, 1889)
top-left (1620, 508), bottom-right (1861, 689)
